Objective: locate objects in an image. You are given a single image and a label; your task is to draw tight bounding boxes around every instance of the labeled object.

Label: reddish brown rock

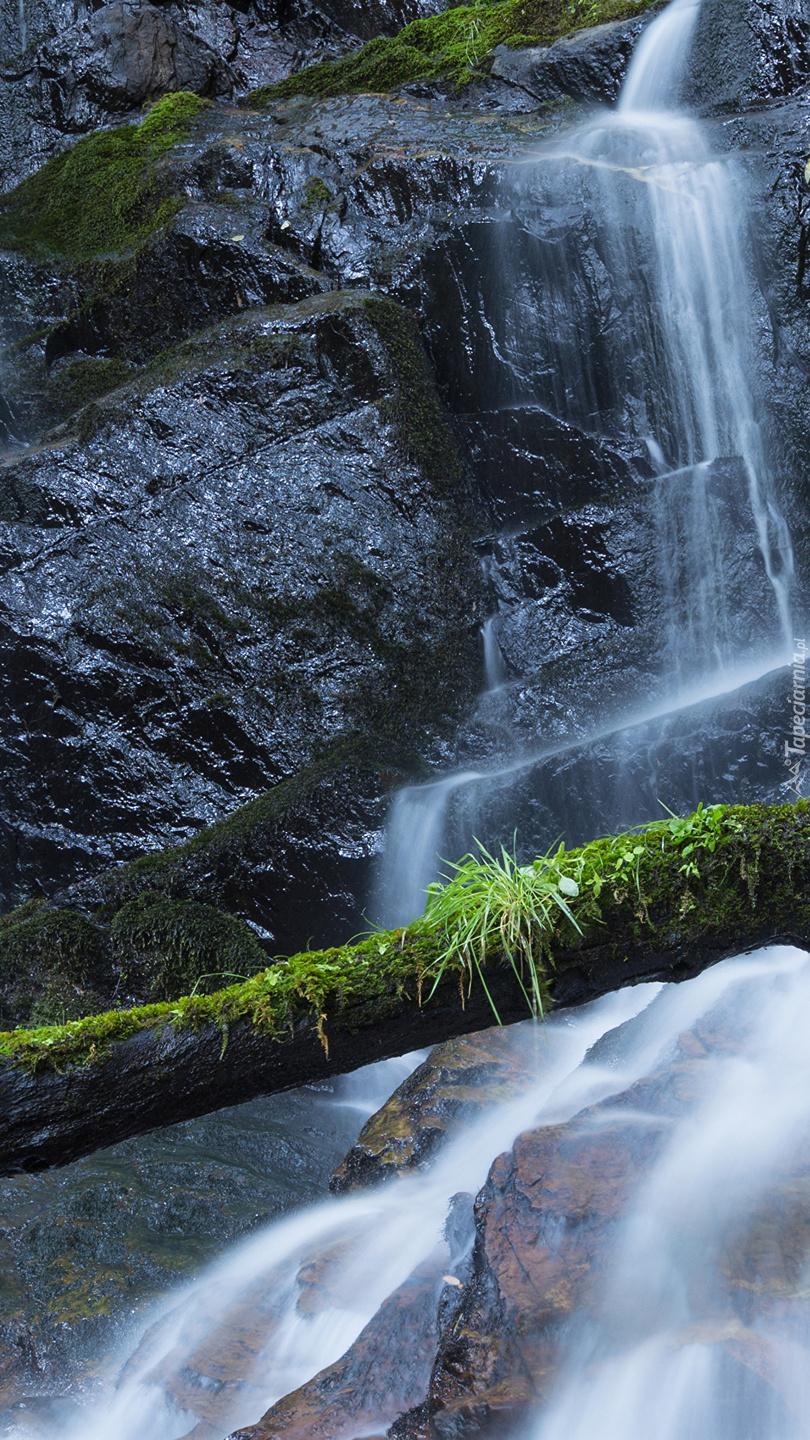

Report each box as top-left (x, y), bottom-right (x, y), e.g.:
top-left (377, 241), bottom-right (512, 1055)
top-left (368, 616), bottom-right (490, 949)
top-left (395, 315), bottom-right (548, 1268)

top-left (227, 1259), bottom-right (443, 1440)
top-left (330, 1024), bottom-right (541, 1193)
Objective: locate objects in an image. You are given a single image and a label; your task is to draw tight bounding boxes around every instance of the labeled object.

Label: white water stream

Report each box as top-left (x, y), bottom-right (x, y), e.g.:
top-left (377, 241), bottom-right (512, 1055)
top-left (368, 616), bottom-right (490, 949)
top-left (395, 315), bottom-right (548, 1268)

top-left (52, 980), bottom-right (657, 1438)
top-left (527, 945), bottom-right (810, 1440)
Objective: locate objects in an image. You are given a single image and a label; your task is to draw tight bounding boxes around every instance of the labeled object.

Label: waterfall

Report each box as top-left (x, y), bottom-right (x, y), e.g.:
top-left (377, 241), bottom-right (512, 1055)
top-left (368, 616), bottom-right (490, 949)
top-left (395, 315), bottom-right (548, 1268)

top-left (618, 0), bottom-right (701, 111)
top-left (527, 947), bottom-right (810, 1440)
top-left (25, 946), bottom-right (810, 1440)
top-left (374, 0), bottom-right (795, 926)
top-left (51, 982), bottom-right (662, 1440)
top-left (481, 615), bottom-right (508, 690)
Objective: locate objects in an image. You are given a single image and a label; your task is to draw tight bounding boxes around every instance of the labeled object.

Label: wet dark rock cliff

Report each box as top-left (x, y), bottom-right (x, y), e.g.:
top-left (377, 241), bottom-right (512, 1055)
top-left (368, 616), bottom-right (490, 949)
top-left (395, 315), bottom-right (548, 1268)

top-left (1, 0), bottom-right (810, 1013)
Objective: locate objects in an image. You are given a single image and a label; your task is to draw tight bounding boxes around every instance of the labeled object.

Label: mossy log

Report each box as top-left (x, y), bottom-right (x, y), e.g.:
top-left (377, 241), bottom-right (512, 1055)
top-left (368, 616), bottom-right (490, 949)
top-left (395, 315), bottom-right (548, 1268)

top-left (0, 801), bottom-right (808, 1176)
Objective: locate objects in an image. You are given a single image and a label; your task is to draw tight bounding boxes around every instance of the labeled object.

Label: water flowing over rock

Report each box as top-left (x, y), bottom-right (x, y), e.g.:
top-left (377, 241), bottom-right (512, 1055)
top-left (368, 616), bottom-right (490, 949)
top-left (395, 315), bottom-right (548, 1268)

top-left (25, 949), bottom-right (807, 1440)
top-left (3, 0), bottom-right (810, 1430)
top-left (395, 951), bottom-right (810, 1439)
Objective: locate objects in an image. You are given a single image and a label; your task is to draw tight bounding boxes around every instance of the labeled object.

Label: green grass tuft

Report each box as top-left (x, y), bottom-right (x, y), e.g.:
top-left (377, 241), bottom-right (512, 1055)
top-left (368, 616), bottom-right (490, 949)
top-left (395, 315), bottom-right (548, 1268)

top-left (419, 841), bottom-right (579, 1020)
top-left (0, 91), bottom-right (208, 262)
top-left (250, 0), bottom-right (656, 103)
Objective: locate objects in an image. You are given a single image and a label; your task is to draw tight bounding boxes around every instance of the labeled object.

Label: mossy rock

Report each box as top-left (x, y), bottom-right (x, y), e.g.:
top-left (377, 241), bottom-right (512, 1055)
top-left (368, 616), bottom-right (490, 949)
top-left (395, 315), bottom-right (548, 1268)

top-left (0, 908), bottom-right (110, 1026)
top-left (110, 894), bottom-right (267, 1001)
top-left (0, 92), bottom-right (208, 262)
top-left (250, 0), bottom-right (656, 102)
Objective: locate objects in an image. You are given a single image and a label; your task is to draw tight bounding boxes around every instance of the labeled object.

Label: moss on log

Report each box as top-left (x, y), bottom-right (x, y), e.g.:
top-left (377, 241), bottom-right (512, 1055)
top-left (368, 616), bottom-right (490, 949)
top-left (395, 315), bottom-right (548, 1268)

top-left (0, 801), bottom-right (808, 1175)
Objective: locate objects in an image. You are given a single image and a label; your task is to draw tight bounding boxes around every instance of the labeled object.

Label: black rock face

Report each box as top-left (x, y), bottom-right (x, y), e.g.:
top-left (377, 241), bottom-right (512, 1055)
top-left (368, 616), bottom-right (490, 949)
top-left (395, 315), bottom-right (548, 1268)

top-left (0, 292), bottom-right (483, 926)
top-left (0, 0), bottom-right (448, 190)
top-left (1, 0), bottom-right (810, 994)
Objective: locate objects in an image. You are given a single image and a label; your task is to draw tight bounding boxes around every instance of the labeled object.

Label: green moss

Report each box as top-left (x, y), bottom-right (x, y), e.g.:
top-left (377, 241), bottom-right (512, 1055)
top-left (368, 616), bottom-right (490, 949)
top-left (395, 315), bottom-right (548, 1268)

top-left (110, 894), bottom-right (267, 1000)
top-left (0, 92), bottom-right (209, 262)
top-left (301, 177), bottom-right (334, 212)
top-left (0, 909), bottom-right (107, 979)
top-left (0, 909), bottom-right (110, 1026)
top-left (362, 295), bottom-right (464, 490)
top-left (0, 929), bottom-right (438, 1071)
top-left (250, 0), bottom-right (655, 101)
top-left (3, 802), bottom-right (809, 1073)
top-left (0, 898), bottom-right (47, 933)
top-left (39, 356), bottom-right (133, 434)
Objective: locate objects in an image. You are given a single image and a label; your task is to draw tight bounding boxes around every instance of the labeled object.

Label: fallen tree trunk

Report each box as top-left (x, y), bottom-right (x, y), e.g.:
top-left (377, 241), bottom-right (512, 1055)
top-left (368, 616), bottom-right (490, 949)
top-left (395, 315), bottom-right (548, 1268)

top-left (0, 800), bottom-right (808, 1175)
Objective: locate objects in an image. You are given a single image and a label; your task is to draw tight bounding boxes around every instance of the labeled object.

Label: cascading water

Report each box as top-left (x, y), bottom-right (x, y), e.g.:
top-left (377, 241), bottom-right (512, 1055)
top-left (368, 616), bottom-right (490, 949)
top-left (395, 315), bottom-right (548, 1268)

top-left (526, 946), bottom-right (810, 1440)
top-left (19, 947), bottom-right (810, 1439)
top-left (18, 983), bottom-right (657, 1439)
top-left (373, 0), bottom-right (796, 928)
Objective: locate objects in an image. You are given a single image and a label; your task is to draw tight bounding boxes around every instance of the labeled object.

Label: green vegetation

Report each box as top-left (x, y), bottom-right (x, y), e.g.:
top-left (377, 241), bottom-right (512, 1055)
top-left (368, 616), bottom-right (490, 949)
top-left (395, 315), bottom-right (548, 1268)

top-left (0, 890), bottom-right (267, 1025)
top-left (250, 0), bottom-right (655, 102)
top-left (0, 929), bottom-right (440, 1071)
top-left (0, 908), bottom-right (109, 1026)
top-left (420, 841), bottom-right (579, 1021)
top-left (301, 177), bottom-right (335, 212)
top-left (1, 801), bottom-right (809, 1072)
top-left (110, 894), bottom-right (267, 1000)
top-left (0, 92), bottom-right (208, 261)
top-left (415, 802), bottom-right (754, 1021)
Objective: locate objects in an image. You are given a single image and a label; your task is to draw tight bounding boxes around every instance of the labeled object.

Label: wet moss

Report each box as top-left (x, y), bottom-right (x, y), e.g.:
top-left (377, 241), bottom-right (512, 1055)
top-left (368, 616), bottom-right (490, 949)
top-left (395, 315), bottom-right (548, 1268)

top-left (0, 929), bottom-right (439, 1071)
top-left (0, 909), bottom-right (110, 1026)
top-left (362, 295), bottom-right (464, 491)
top-left (0, 92), bottom-right (208, 261)
top-left (2, 803), bottom-right (808, 1073)
top-left (250, 0), bottom-right (655, 101)
top-left (301, 177), bottom-right (335, 212)
top-left (110, 894), bottom-right (267, 1000)
top-left (36, 356), bottom-right (133, 434)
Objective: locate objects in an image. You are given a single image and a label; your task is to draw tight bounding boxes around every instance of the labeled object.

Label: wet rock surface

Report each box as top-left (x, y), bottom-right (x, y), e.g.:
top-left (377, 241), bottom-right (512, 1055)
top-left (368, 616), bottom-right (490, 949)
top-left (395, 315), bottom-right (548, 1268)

top-left (0, 282), bottom-right (483, 947)
top-left (331, 1023), bottom-right (539, 1192)
top-left (1, 0), bottom-right (810, 985)
top-left (488, 9), bottom-right (660, 107)
top-left (0, 1076), bottom-right (370, 1416)
top-left (400, 995), bottom-right (810, 1438)
top-left (0, 0), bottom-right (448, 188)
top-left (227, 1259), bottom-right (444, 1440)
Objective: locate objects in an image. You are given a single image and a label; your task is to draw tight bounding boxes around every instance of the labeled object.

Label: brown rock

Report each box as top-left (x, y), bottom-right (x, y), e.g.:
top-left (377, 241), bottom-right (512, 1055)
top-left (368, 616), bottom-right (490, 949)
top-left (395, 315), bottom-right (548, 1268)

top-left (330, 1023), bottom-right (540, 1193)
top-left (226, 1258), bottom-right (443, 1440)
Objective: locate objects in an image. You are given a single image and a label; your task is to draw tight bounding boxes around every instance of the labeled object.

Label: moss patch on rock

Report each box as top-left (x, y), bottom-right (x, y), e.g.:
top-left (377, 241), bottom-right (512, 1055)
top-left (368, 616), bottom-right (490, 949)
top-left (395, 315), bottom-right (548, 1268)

top-left (94, 735), bottom-right (408, 907)
top-left (0, 92), bottom-right (208, 262)
top-left (250, 0), bottom-right (655, 102)
top-left (111, 894), bottom-right (267, 1000)
top-left (0, 908), bottom-right (110, 1026)
top-left (362, 295), bottom-right (464, 491)
top-left (0, 928), bottom-right (440, 1072)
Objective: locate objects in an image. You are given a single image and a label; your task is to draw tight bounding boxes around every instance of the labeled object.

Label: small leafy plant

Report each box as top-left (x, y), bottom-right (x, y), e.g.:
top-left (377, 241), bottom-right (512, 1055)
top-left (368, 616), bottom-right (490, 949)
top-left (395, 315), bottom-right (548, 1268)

top-left (412, 802), bottom-right (744, 1023)
top-left (659, 800), bottom-right (743, 878)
